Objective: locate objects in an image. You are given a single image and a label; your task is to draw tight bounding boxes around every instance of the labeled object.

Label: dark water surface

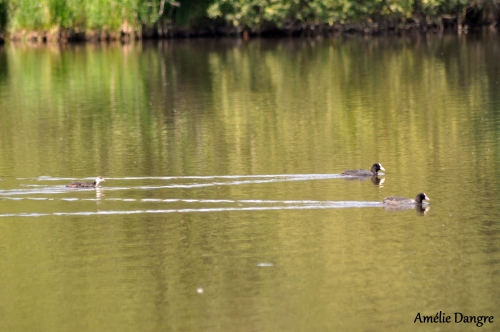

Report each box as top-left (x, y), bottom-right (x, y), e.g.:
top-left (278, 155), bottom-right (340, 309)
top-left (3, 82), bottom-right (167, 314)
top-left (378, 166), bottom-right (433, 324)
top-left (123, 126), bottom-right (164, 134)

top-left (1, 34), bottom-right (500, 331)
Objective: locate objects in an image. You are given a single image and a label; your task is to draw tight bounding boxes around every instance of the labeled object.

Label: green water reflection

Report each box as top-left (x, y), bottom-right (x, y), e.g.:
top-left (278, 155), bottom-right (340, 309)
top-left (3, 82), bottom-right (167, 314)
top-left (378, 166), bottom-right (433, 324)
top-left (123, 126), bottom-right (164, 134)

top-left (0, 33), bottom-right (499, 331)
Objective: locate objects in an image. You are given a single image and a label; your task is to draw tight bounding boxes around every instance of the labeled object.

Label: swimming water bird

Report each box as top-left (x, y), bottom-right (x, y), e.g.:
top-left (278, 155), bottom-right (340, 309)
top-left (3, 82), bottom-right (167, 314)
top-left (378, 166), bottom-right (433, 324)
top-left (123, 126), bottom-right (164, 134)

top-left (382, 204), bottom-right (430, 215)
top-left (382, 193), bottom-right (430, 206)
top-left (66, 176), bottom-right (106, 188)
top-left (342, 163), bottom-right (385, 176)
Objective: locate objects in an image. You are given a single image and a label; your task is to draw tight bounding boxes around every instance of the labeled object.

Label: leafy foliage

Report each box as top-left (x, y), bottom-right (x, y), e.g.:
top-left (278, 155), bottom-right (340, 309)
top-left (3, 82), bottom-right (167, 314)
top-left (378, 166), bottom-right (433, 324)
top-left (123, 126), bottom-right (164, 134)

top-left (5, 0), bottom-right (187, 35)
top-left (1, 0), bottom-right (499, 36)
top-left (207, 0), bottom-right (500, 30)
top-left (0, 0), bottom-right (7, 31)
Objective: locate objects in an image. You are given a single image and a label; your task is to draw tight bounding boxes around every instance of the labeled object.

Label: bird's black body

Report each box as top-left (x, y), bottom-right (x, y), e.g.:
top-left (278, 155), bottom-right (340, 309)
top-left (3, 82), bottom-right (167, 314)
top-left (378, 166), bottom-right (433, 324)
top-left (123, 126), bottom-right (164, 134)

top-left (382, 193), bottom-right (430, 205)
top-left (342, 163), bottom-right (385, 176)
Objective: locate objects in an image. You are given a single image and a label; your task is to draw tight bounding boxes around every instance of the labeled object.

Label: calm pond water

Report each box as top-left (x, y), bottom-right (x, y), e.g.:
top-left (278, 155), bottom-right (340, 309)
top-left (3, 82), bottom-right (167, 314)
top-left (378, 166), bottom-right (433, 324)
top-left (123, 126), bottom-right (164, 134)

top-left (0, 33), bottom-right (500, 331)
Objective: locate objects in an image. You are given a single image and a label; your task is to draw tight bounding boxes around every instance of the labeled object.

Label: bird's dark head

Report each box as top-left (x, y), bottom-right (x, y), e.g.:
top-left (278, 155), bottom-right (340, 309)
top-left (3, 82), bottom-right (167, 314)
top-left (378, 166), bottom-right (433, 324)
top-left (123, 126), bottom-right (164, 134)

top-left (416, 193), bottom-right (430, 203)
top-left (371, 163), bottom-right (385, 174)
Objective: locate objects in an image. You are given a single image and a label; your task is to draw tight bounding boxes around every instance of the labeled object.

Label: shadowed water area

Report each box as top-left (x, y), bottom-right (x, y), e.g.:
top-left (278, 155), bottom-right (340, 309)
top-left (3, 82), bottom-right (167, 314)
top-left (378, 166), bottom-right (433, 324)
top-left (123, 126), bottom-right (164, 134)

top-left (0, 34), bottom-right (499, 331)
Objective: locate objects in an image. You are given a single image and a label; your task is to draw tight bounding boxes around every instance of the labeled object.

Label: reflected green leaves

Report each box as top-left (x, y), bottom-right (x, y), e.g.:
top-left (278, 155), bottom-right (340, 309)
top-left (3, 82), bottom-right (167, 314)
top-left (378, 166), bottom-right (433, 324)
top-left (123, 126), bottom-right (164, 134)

top-left (0, 35), bottom-right (499, 179)
top-left (0, 35), bottom-right (500, 331)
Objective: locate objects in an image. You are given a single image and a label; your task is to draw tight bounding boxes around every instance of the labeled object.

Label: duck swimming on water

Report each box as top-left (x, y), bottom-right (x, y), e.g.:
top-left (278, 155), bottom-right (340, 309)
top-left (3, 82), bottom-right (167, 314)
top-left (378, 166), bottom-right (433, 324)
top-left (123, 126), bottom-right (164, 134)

top-left (382, 193), bottom-right (430, 206)
top-left (66, 176), bottom-right (106, 188)
top-left (342, 163), bottom-right (385, 176)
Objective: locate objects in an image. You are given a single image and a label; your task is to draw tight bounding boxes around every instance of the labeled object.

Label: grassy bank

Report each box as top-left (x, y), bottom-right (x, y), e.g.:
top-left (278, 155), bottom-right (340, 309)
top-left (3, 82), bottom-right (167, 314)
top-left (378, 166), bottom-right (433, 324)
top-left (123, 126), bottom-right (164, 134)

top-left (0, 0), bottom-right (498, 41)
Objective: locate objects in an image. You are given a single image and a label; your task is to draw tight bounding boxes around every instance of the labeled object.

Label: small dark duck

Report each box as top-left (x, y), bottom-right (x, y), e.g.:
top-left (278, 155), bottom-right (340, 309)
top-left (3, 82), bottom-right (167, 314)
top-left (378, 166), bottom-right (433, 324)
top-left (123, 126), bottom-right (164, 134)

top-left (66, 176), bottom-right (106, 188)
top-left (382, 193), bottom-right (430, 206)
top-left (342, 163), bottom-right (385, 176)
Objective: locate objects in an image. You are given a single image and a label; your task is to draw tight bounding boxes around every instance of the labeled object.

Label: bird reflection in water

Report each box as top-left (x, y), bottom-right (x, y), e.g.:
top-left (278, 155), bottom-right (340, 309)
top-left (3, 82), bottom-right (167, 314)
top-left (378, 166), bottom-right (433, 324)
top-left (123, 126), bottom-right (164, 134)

top-left (95, 187), bottom-right (105, 204)
top-left (371, 176), bottom-right (385, 187)
top-left (342, 175), bottom-right (385, 187)
top-left (383, 204), bottom-right (430, 215)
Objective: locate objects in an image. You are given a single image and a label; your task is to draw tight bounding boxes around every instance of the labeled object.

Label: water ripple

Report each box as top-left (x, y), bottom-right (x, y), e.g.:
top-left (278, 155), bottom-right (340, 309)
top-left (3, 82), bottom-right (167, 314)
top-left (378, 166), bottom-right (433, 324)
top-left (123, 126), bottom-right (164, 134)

top-left (1, 174), bottom-right (346, 196)
top-left (0, 200), bottom-right (382, 218)
top-left (0, 174), bottom-right (384, 217)
top-left (31, 174), bottom-right (343, 181)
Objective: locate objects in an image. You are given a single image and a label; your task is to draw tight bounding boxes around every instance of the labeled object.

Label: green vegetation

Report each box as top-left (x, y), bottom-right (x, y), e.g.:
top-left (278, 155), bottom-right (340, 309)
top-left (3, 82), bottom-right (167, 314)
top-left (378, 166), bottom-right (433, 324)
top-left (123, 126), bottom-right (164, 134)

top-left (0, 0), bottom-right (498, 40)
top-left (207, 0), bottom-right (500, 33)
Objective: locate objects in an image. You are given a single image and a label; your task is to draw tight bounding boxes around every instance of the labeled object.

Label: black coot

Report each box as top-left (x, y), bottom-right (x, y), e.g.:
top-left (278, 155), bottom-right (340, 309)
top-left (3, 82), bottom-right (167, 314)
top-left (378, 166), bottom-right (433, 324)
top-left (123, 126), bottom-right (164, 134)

top-left (382, 193), bottom-right (430, 205)
top-left (342, 163), bottom-right (385, 176)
